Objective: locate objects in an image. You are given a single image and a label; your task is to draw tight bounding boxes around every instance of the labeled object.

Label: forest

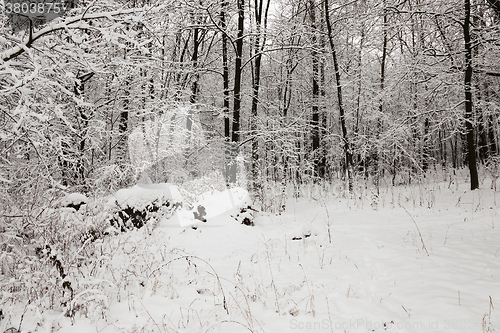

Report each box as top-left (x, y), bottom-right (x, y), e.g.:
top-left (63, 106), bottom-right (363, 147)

top-left (0, 0), bottom-right (500, 332)
top-left (2, 0), bottom-right (500, 201)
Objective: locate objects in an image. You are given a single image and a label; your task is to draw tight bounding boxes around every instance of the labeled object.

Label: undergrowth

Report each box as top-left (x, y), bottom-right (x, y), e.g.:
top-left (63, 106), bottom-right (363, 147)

top-left (0, 167), bottom-right (495, 332)
top-left (0, 190), bottom-right (262, 332)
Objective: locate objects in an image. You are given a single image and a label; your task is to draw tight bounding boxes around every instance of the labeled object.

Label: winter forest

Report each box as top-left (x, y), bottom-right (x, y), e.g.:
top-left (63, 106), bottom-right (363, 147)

top-left (1, 0), bottom-right (500, 332)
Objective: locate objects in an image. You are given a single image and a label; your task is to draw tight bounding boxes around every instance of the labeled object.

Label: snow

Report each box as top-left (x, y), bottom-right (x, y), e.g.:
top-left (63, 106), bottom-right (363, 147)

top-left (169, 209), bottom-right (198, 227)
top-left (196, 186), bottom-right (250, 218)
top-left (60, 193), bottom-right (88, 206)
top-left (285, 223), bottom-right (318, 240)
top-left (162, 186), bottom-right (249, 227)
top-left (2, 182), bottom-right (500, 333)
top-left (113, 183), bottom-right (183, 209)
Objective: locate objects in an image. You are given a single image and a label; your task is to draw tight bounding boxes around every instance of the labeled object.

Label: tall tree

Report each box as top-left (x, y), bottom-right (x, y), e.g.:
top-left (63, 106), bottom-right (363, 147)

top-left (220, 0), bottom-right (230, 142)
top-left (308, 0), bottom-right (321, 179)
top-left (464, 0), bottom-right (480, 189)
top-left (375, 0), bottom-right (389, 190)
top-left (218, 0), bottom-right (233, 184)
top-left (324, 0), bottom-right (352, 191)
top-left (228, 0), bottom-right (245, 183)
top-left (250, 0), bottom-right (271, 192)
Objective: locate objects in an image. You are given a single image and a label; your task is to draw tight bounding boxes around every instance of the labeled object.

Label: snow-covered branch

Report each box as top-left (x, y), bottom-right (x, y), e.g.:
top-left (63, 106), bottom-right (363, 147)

top-left (1, 7), bottom-right (142, 63)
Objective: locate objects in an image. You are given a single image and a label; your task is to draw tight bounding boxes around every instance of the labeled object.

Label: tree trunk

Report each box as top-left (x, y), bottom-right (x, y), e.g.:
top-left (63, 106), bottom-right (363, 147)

top-left (228, 0), bottom-right (245, 184)
top-left (74, 72), bottom-right (94, 184)
top-left (117, 89), bottom-right (129, 165)
top-left (220, 0), bottom-right (230, 141)
top-left (422, 117), bottom-right (430, 172)
top-left (375, 3), bottom-right (388, 191)
top-left (324, 0), bottom-right (352, 191)
top-left (250, 0), bottom-right (271, 192)
top-left (355, 27), bottom-right (364, 136)
top-left (220, 0), bottom-right (232, 184)
top-left (185, 11), bottom-right (202, 166)
top-left (232, 0), bottom-right (244, 144)
top-left (117, 49), bottom-right (130, 166)
top-left (464, 0), bottom-right (479, 190)
top-left (309, 0), bottom-right (321, 179)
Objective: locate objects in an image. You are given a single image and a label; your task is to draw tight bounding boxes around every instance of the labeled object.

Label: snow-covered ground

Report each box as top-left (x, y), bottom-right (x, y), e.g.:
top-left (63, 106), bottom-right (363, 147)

top-left (1, 181), bottom-right (499, 333)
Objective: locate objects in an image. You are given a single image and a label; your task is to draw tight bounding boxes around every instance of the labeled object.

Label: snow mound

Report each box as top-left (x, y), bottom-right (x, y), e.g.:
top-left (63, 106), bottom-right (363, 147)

top-left (114, 183), bottom-right (182, 210)
top-left (109, 183), bottom-right (183, 231)
top-left (60, 193), bottom-right (88, 210)
top-left (61, 193), bottom-right (88, 205)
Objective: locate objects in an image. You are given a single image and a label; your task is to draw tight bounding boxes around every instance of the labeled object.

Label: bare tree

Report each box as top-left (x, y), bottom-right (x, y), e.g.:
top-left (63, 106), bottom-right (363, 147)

top-left (464, 0), bottom-right (479, 189)
top-left (324, 0), bottom-right (352, 191)
top-left (250, 0), bottom-right (271, 191)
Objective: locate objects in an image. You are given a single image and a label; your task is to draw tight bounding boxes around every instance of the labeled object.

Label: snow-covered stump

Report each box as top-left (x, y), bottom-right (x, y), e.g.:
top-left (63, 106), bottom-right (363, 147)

top-left (109, 183), bottom-right (183, 232)
top-left (60, 193), bottom-right (88, 211)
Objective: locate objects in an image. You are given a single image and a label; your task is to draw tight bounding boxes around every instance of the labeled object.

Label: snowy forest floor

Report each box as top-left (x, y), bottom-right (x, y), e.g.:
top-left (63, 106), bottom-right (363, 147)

top-left (1, 179), bottom-right (499, 333)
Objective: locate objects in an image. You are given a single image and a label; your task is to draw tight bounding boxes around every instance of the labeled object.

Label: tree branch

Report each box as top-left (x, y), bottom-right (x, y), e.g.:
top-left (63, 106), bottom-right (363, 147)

top-left (1, 7), bottom-right (142, 63)
top-left (475, 69), bottom-right (500, 77)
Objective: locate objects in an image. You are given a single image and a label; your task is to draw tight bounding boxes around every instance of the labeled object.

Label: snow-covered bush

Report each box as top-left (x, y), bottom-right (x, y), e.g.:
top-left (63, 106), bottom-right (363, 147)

top-left (60, 193), bottom-right (88, 211)
top-left (484, 156), bottom-right (500, 191)
top-left (91, 164), bottom-right (136, 196)
top-left (108, 183), bottom-right (183, 232)
top-left (233, 206), bottom-right (257, 226)
top-left (0, 193), bottom-right (112, 320)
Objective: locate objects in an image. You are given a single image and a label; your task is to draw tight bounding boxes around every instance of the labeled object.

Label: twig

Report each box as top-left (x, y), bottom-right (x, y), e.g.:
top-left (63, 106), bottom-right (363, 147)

top-left (149, 255), bottom-right (229, 314)
top-left (18, 299), bottom-right (32, 332)
top-left (319, 191), bottom-right (332, 243)
top-left (495, 246), bottom-right (500, 257)
top-left (203, 320), bottom-right (254, 333)
top-left (326, 295), bottom-right (334, 333)
top-left (267, 252), bottom-right (280, 314)
top-left (400, 205), bottom-right (429, 256)
top-left (141, 301), bottom-right (165, 333)
top-left (402, 305), bottom-right (410, 317)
